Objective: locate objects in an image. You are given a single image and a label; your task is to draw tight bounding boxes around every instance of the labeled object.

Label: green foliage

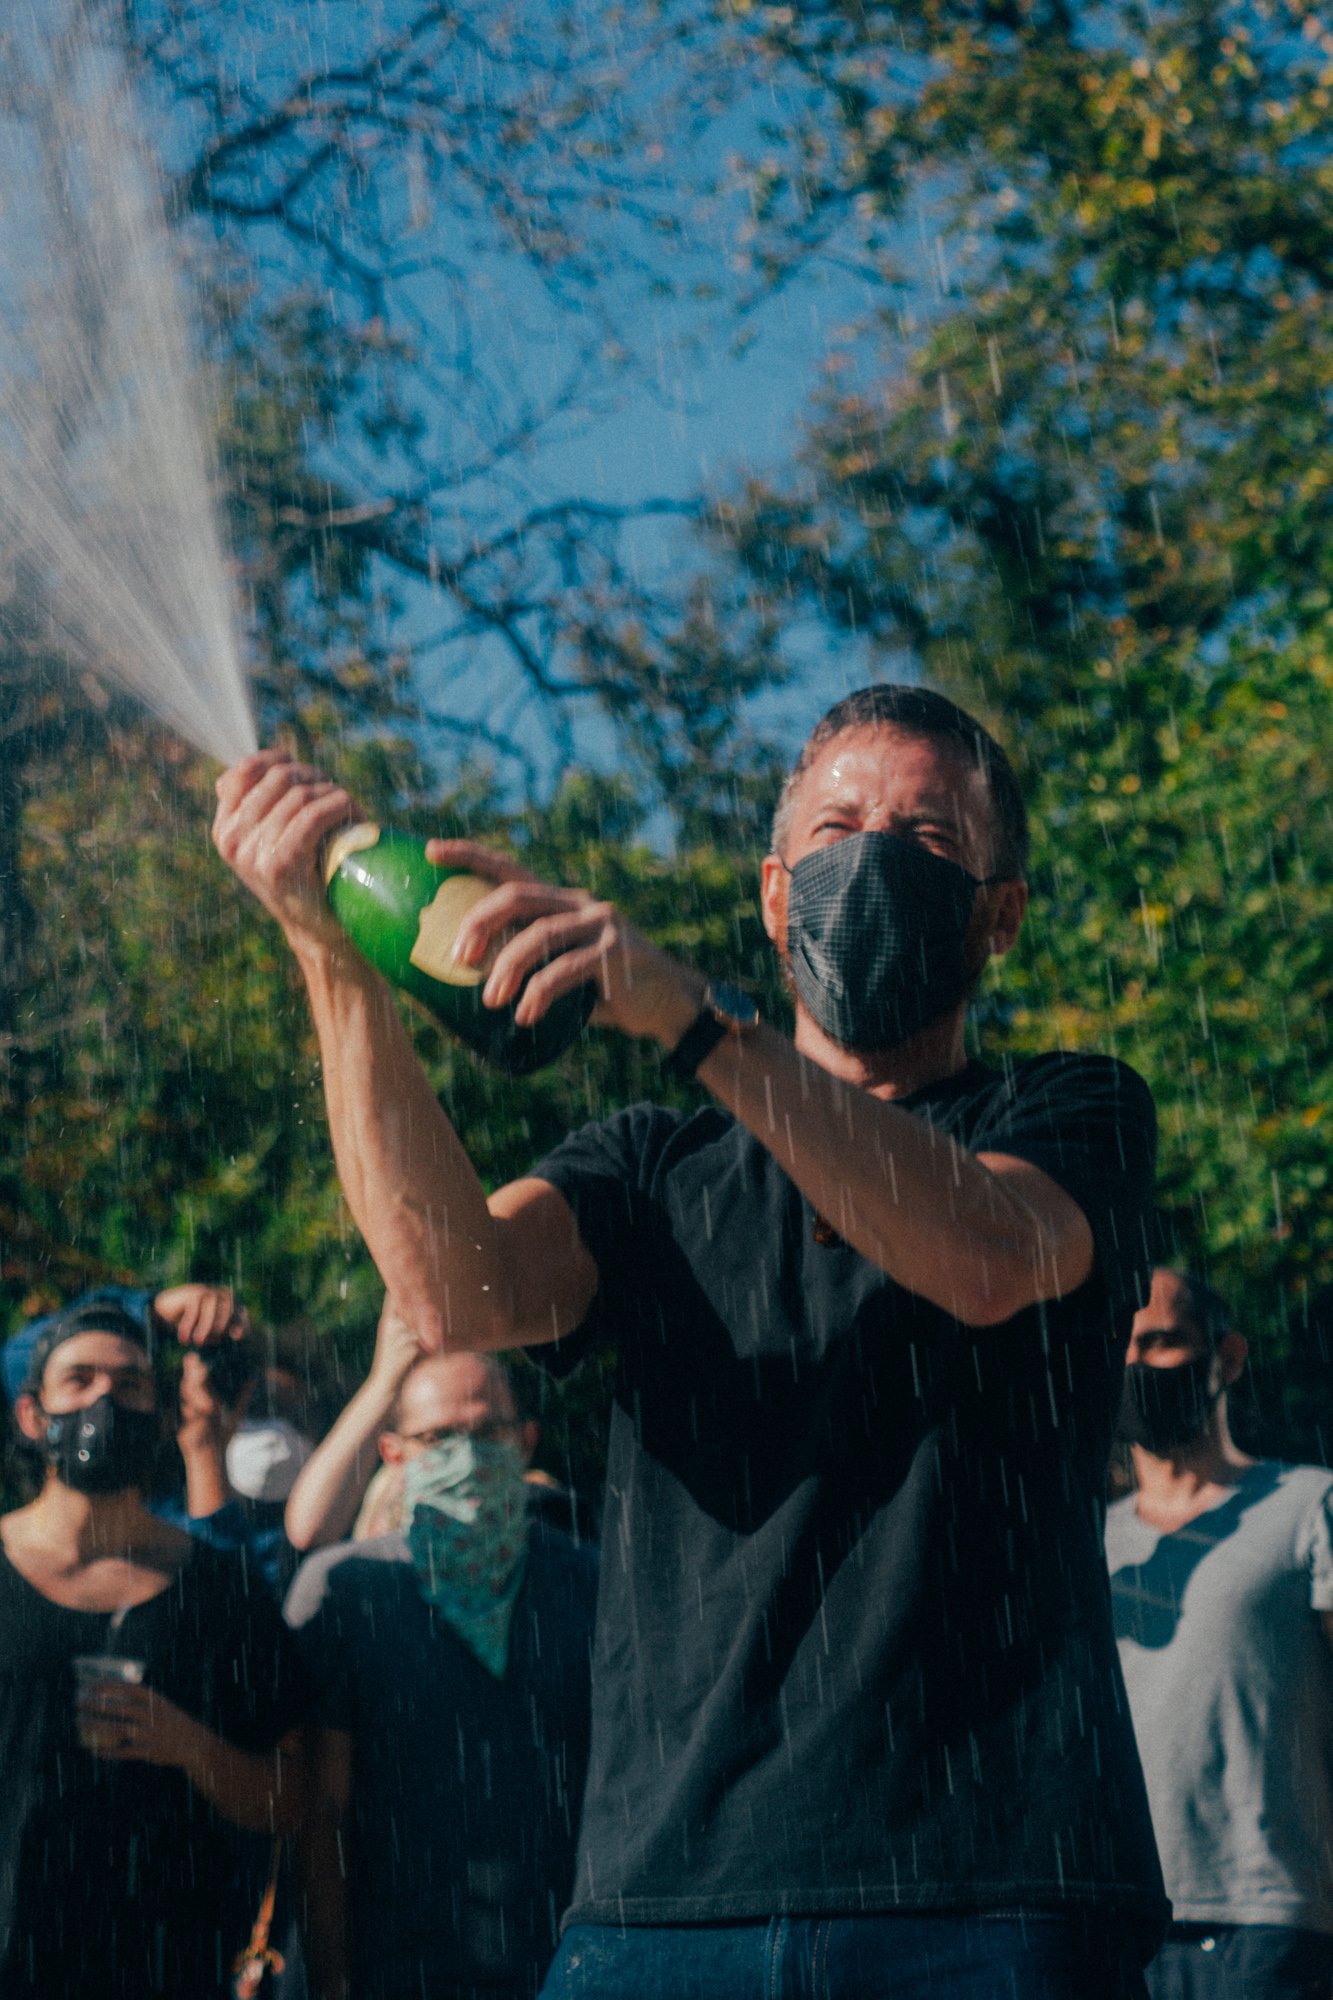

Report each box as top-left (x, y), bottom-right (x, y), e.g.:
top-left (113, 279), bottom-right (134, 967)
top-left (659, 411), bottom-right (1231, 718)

top-left (218, 293), bottom-right (423, 757)
top-left (0, 749), bottom-right (781, 1496)
top-left (1, 0), bottom-right (795, 1504)
top-left (725, 0), bottom-right (1333, 721)
top-left (716, 0), bottom-right (1333, 1448)
top-left (979, 617), bottom-right (1333, 1448)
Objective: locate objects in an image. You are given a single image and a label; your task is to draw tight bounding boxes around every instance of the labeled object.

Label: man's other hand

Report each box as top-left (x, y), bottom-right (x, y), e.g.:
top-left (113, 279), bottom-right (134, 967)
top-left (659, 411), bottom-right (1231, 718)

top-left (369, 1298), bottom-right (434, 1380)
top-left (429, 837), bottom-right (702, 1049)
top-left (154, 1282), bottom-right (249, 1349)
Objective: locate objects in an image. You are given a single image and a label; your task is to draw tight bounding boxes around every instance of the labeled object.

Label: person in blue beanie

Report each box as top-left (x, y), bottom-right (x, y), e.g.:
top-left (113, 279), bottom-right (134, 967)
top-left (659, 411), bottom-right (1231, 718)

top-left (5, 1281), bottom-right (295, 1593)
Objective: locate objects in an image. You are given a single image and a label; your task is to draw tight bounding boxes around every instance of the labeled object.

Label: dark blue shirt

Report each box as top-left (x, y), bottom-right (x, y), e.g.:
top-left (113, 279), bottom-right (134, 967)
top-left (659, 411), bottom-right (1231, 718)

top-left (285, 1514), bottom-right (598, 2000)
top-left (157, 1495), bottom-right (298, 1599)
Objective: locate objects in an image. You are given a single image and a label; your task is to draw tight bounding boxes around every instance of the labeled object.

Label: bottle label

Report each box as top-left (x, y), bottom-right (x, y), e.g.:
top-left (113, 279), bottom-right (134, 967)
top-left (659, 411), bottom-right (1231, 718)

top-left (410, 874), bottom-right (496, 988)
top-left (323, 822), bottom-right (381, 887)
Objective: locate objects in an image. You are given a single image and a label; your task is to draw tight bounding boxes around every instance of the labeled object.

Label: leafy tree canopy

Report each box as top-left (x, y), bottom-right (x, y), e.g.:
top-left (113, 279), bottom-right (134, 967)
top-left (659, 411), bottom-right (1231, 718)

top-left (711, 0), bottom-right (1333, 1444)
top-left (722, 0), bottom-right (1333, 719)
top-left (1, 734), bottom-right (786, 1491)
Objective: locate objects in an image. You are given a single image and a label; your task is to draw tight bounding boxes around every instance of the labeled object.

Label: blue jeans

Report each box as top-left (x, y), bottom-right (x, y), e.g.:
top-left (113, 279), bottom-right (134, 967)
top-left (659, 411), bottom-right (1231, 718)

top-left (540, 1913), bottom-right (1151, 1999)
top-left (1145, 1924), bottom-right (1333, 2000)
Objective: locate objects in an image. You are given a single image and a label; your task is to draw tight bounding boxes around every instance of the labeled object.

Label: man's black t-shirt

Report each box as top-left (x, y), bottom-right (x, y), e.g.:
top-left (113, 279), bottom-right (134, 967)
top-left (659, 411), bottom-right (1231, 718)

top-left (0, 1538), bottom-right (309, 1999)
top-left (530, 1052), bottom-right (1167, 1932)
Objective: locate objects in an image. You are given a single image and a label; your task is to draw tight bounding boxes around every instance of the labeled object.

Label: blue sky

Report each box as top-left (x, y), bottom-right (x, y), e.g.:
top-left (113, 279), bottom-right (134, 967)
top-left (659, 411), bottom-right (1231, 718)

top-left (5, 0), bottom-right (928, 794)
top-left (163, 0), bottom-right (916, 791)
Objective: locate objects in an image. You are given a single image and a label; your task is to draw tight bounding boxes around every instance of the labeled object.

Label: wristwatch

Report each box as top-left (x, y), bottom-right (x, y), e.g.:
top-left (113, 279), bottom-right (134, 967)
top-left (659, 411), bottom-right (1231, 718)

top-left (665, 981), bottom-right (760, 1080)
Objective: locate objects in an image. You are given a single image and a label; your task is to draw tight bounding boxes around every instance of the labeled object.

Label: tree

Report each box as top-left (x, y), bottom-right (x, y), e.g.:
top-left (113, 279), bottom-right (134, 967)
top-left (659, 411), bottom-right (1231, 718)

top-left (0, 0), bottom-right (780, 1356)
top-left (706, 0), bottom-right (1333, 1438)
top-left (134, 0), bottom-right (766, 781)
top-left (0, 0), bottom-right (784, 1075)
top-left (1, 738), bottom-right (784, 1495)
top-left (718, 0), bottom-right (1333, 713)
top-left (992, 619), bottom-right (1333, 1453)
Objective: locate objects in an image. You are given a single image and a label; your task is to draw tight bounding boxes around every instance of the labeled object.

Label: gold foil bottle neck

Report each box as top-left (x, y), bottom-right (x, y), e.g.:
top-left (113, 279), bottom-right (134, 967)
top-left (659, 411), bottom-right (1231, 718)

top-left (323, 822), bottom-right (381, 887)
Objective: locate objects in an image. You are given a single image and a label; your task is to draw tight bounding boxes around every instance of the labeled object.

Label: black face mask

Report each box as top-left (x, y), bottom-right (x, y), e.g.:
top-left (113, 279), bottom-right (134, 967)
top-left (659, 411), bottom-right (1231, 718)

top-left (41, 1394), bottom-right (160, 1494)
top-left (1119, 1354), bottom-right (1220, 1454)
top-left (784, 831), bottom-right (998, 1052)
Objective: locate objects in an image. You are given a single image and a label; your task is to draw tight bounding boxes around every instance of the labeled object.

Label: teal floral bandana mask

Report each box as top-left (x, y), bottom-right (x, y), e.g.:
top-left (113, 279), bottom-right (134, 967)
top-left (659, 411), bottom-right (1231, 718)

top-left (404, 1435), bottom-right (530, 1677)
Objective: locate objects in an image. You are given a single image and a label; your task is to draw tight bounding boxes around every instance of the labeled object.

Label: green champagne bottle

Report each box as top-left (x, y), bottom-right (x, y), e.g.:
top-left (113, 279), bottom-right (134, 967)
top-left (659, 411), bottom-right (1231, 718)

top-left (324, 823), bottom-right (594, 1075)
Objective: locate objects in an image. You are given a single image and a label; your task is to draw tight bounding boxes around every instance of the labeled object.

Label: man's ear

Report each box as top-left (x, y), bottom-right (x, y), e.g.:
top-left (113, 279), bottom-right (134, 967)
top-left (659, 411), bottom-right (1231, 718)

top-left (1217, 1331), bottom-right (1248, 1389)
top-left (986, 878), bottom-right (1028, 959)
top-left (760, 854), bottom-right (786, 950)
top-left (14, 1393), bottom-right (46, 1445)
top-left (520, 1420), bottom-right (539, 1468)
top-left (379, 1431), bottom-right (404, 1466)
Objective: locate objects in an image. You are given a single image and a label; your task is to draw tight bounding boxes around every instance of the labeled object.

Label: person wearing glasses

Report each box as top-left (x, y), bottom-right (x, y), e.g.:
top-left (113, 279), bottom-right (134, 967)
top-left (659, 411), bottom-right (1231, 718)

top-left (284, 1340), bottom-right (598, 2000)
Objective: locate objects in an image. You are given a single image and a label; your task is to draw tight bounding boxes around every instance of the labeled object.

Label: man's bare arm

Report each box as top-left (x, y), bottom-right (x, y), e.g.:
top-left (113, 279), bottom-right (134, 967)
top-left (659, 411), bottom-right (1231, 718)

top-left (696, 1025), bottom-right (1093, 1325)
top-left (297, 945), bottom-right (502, 1347)
top-left (295, 946), bottom-right (597, 1350)
top-left (285, 1304), bottom-right (421, 1551)
top-left (212, 755), bottom-right (596, 1353)
top-left (86, 1686), bottom-right (306, 1832)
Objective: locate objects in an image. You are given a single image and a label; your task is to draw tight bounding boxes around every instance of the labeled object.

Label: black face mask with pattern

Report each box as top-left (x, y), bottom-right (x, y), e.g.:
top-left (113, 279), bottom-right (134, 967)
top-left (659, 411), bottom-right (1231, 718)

top-left (783, 830), bottom-right (998, 1052)
top-left (1119, 1354), bottom-right (1220, 1454)
top-left (41, 1394), bottom-right (160, 1494)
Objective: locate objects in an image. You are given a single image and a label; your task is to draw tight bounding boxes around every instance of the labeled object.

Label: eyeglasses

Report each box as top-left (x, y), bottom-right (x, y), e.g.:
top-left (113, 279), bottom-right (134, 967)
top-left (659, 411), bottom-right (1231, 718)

top-left (396, 1419), bottom-right (521, 1449)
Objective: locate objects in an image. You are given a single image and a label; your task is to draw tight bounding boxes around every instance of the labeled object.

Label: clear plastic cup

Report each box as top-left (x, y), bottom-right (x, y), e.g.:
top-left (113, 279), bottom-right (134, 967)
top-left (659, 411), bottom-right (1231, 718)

top-left (72, 1654), bottom-right (145, 1753)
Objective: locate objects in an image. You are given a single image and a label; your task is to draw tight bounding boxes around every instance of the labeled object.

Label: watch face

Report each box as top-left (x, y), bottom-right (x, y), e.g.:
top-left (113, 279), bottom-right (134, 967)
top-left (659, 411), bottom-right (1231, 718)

top-left (708, 980), bottom-right (759, 1030)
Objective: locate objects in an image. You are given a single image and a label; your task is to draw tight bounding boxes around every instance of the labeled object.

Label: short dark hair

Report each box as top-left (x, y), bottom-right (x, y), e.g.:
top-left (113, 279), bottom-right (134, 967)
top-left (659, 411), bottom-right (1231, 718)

top-left (1169, 1271), bottom-right (1232, 1353)
top-left (771, 684), bottom-right (1029, 879)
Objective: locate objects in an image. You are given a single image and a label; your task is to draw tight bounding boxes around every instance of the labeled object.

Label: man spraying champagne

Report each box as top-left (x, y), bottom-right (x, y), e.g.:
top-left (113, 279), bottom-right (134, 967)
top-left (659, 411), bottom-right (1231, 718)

top-left (214, 686), bottom-right (1167, 2000)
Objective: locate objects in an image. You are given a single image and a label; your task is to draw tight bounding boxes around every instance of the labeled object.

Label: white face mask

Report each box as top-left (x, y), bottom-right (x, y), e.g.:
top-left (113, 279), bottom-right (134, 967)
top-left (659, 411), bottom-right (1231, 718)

top-left (225, 1419), bottom-right (313, 1502)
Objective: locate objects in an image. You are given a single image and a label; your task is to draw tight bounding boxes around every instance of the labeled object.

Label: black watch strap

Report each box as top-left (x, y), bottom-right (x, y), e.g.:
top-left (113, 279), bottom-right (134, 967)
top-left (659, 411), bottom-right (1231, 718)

top-left (665, 982), bottom-right (759, 1081)
top-left (664, 1006), bottom-right (730, 1081)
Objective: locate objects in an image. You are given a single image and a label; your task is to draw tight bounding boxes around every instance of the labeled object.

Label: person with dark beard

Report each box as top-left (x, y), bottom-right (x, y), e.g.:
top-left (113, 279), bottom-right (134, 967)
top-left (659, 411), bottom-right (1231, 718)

top-left (1107, 1270), bottom-right (1333, 2000)
top-left (0, 1300), bottom-right (310, 1999)
top-left (213, 684), bottom-right (1165, 2000)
